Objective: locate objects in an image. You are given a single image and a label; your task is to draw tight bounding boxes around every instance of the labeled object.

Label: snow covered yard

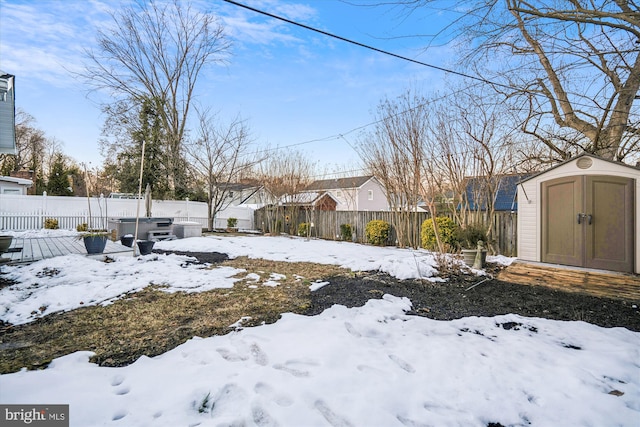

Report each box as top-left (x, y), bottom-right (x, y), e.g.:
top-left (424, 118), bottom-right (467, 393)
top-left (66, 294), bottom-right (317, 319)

top-left (0, 233), bottom-right (639, 426)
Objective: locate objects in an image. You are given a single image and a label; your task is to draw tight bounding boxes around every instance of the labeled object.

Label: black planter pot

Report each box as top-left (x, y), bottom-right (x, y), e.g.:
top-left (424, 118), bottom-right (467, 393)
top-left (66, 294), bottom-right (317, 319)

top-left (0, 235), bottom-right (12, 255)
top-left (83, 235), bottom-right (108, 254)
top-left (120, 235), bottom-right (134, 247)
top-left (137, 240), bottom-right (155, 255)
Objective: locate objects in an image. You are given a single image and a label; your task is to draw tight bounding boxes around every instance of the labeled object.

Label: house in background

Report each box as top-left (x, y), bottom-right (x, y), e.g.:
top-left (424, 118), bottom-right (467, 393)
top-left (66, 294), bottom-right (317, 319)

top-left (0, 175), bottom-right (33, 195)
top-left (465, 173), bottom-right (533, 212)
top-left (0, 71), bottom-right (16, 155)
top-left (280, 191), bottom-right (338, 211)
top-left (217, 183), bottom-right (276, 208)
top-left (305, 176), bottom-right (389, 211)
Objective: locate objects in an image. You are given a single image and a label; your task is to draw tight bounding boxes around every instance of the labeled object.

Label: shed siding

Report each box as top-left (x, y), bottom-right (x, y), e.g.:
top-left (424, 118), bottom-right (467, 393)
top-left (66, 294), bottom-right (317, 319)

top-left (517, 156), bottom-right (640, 273)
top-left (517, 181), bottom-right (539, 262)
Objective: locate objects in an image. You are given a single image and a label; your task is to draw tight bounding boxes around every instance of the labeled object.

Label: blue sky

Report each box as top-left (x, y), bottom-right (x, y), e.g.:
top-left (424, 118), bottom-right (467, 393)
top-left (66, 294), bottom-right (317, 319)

top-left (0, 0), bottom-right (458, 175)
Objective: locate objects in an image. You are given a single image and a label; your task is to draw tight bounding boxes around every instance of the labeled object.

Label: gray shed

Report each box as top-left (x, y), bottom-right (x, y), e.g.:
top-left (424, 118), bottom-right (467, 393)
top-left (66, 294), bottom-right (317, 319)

top-left (517, 154), bottom-right (639, 274)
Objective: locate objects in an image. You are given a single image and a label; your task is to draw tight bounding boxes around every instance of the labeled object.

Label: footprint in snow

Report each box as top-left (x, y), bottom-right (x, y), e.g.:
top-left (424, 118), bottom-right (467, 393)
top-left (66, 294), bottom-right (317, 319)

top-left (314, 399), bottom-right (354, 427)
top-left (254, 382), bottom-right (293, 407)
top-left (273, 359), bottom-right (319, 377)
top-left (344, 322), bottom-right (361, 338)
top-left (388, 354), bottom-right (415, 373)
top-left (210, 383), bottom-right (248, 419)
top-left (111, 410), bottom-right (127, 421)
top-left (396, 415), bottom-right (433, 427)
top-left (216, 347), bottom-right (250, 362)
top-left (250, 343), bottom-right (269, 366)
top-left (114, 385), bottom-right (131, 395)
top-left (252, 403), bottom-right (279, 427)
top-left (111, 375), bottom-right (125, 387)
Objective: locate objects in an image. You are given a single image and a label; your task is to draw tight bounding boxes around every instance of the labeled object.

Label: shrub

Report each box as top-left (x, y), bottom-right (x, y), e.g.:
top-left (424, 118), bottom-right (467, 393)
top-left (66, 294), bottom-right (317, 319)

top-left (421, 217), bottom-right (459, 251)
top-left (365, 220), bottom-right (391, 246)
top-left (340, 223), bottom-right (352, 241)
top-left (227, 217), bottom-right (238, 228)
top-left (298, 222), bottom-right (310, 236)
top-left (44, 218), bottom-right (59, 230)
top-left (457, 223), bottom-right (488, 249)
top-left (76, 223), bottom-right (88, 232)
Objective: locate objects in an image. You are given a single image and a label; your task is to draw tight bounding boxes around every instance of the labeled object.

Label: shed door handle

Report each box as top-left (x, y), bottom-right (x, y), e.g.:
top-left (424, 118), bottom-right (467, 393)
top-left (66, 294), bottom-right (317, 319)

top-left (577, 213), bottom-right (582, 224)
top-left (587, 214), bottom-right (592, 225)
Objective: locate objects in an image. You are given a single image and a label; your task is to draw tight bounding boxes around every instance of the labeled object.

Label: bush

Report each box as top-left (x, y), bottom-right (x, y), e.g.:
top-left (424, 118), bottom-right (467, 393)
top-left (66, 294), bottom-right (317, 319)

top-left (44, 218), bottom-right (59, 230)
top-left (365, 220), bottom-right (391, 246)
top-left (76, 223), bottom-right (88, 232)
top-left (457, 224), bottom-right (488, 249)
top-left (227, 217), bottom-right (238, 228)
top-left (340, 223), bottom-right (352, 241)
top-left (421, 217), bottom-right (459, 251)
top-left (298, 222), bottom-right (310, 236)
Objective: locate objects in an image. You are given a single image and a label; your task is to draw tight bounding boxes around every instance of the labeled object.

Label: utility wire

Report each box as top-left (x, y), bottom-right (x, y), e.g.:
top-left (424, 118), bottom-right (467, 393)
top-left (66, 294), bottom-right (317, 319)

top-left (222, 0), bottom-right (514, 92)
top-left (224, 0), bottom-right (638, 159)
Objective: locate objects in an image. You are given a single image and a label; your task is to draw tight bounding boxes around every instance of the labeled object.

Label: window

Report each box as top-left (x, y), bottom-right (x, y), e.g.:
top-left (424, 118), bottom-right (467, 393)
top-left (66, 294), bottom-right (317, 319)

top-left (2, 188), bottom-right (21, 194)
top-left (368, 190), bottom-right (373, 200)
top-left (336, 190), bottom-right (342, 198)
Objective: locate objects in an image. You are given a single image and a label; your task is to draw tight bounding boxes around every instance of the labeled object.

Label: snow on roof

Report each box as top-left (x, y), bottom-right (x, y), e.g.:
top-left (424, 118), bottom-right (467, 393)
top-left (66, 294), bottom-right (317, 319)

top-left (0, 176), bottom-right (33, 187)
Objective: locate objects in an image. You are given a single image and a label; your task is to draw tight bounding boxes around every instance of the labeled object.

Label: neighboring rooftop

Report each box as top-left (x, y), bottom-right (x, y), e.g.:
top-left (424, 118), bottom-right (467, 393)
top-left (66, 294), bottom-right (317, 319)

top-left (306, 176), bottom-right (374, 191)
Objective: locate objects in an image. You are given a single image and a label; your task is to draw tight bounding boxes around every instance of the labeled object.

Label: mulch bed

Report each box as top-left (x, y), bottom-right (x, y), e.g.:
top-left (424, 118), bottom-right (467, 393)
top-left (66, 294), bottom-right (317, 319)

top-left (172, 251), bottom-right (640, 332)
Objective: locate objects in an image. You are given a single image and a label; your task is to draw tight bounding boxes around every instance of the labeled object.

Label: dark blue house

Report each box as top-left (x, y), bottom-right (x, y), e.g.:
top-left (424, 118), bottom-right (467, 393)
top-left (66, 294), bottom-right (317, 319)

top-left (465, 174), bottom-right (532, 212)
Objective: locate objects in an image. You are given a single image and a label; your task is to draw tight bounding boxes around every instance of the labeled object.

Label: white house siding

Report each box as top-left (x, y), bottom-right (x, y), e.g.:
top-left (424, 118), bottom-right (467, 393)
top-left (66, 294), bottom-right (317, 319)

top-left (329, 188), bottom-right (357, 211)
top-left (357, 178), bottom-right (389, 211)
top-left (517, 155), bottom-right (640, 273)
top-left (0, 181), bottom-right (25, 195)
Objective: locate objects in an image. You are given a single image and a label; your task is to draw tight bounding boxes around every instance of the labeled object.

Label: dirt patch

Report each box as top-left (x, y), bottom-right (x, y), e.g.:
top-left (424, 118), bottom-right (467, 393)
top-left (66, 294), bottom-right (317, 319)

top-left (0, 251), bottom-right (638, 374)
top-left (0, 253), bottom-right (346, 374)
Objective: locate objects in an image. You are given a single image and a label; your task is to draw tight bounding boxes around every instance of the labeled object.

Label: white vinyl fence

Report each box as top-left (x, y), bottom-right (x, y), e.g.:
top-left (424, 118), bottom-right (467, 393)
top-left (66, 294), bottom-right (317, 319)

top-left (0, 193), bottom-right (210, 231)
top-left (213, 205), bottom-right (256, 230)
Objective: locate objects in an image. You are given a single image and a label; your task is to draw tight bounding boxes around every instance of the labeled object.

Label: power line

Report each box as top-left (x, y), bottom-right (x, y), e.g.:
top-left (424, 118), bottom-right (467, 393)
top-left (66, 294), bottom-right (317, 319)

top-left (222, 0), bottom-right (514, 92)
top-left (224, 0), bottom-right (639, 159)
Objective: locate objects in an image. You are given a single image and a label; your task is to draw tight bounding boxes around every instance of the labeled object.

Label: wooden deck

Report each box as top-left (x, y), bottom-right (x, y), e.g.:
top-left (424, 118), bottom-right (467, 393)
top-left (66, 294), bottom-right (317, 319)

top-left (497, 261), bottom-right (640, 301)
top-left (1, 236), bottom-right (133, 264)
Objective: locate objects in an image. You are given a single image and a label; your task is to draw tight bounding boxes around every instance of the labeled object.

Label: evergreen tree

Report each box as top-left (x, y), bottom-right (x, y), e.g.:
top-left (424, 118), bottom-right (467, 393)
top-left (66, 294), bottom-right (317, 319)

top-left (46, 153), bottom-right (73, 196)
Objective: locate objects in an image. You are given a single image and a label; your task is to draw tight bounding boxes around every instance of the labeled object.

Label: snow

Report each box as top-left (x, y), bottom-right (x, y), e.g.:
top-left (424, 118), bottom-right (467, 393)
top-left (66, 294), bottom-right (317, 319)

top-left (1, 233), bottom-right (638, 427)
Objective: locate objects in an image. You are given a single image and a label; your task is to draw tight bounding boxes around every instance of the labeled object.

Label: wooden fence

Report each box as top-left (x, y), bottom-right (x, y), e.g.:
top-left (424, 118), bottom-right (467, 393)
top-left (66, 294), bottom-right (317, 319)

top-left (255, 207), bottom-right (518, 256)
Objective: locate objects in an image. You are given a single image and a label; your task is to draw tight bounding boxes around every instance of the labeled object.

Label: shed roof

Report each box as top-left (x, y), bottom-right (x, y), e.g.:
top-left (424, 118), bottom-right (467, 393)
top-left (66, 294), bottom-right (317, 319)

top-left (0, 176), bottom-right (33, 187)
top-left (520, 153), bottom-right (640, 183)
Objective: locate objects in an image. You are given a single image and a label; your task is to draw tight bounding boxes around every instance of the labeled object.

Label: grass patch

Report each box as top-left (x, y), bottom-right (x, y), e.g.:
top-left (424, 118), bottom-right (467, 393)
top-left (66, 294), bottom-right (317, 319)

top-left (0, 257), bottom-right (349, 374)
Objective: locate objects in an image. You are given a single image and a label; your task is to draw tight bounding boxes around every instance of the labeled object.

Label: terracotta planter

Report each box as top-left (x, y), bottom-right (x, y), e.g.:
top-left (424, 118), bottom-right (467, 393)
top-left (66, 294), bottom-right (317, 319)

top-left (83, 235), bottom-right (108, 254)
top-left (137, 240), bottom-right (155, 255)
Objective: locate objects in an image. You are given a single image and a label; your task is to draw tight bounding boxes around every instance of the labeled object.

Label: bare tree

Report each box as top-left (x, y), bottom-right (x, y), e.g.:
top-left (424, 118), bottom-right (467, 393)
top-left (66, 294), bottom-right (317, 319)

top-left (187, 109), bottom-right (257, 231)
top-left (358, 89), bottom-right (427, 249)
top-left (393, 0), bottom-right (640, 162)
top-left (426, 84), bottom-right (523, 252)
top-left (254, 149), bottom-right (316, 235)
top-left (80, 0), bottom-right (231, 196)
